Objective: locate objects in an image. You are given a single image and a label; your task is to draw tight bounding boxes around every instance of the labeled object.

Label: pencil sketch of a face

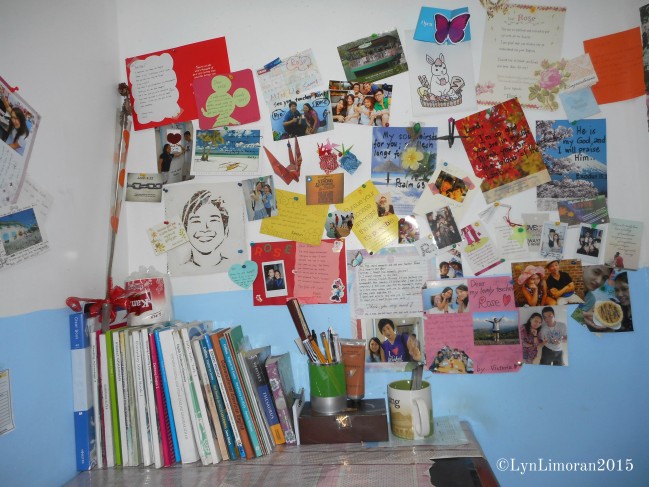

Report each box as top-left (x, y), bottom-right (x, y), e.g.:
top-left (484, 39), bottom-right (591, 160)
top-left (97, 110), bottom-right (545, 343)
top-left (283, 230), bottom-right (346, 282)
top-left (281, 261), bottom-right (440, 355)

top-left (182, 190), bottom-right (229, 266)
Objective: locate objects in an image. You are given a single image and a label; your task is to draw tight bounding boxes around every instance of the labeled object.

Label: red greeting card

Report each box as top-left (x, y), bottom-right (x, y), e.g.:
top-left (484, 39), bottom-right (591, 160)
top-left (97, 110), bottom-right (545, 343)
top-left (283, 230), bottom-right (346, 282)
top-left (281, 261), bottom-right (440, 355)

top-left (193, 69), bottom-right (260, 130)
top-left (456, 98), bottom-right (550, 203)
top-left (251, 239), bottom-right (347, 306)
top-left (125, 37), bottom-right (230, 131)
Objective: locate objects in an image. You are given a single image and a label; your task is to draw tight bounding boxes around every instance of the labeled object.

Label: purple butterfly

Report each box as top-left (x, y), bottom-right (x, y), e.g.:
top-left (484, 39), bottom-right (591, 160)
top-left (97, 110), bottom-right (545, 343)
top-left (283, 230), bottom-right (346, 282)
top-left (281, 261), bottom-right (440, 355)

top-left (434, 13), bottom-right (471, 44)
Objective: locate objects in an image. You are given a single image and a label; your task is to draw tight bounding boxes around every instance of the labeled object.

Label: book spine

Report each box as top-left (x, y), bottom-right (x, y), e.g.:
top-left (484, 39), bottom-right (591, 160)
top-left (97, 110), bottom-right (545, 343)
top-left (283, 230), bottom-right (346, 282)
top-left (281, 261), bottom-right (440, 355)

top-left (131, 330), bottom-right (151, 466)
top-left (106, 330), bottom-right (123, 465)
top-left (265, 360), bottom-right (297, 445)
top-left (201, 335), bottom-right (237, 460)
top-left (122, 331), bottom-right (140, 466)
top-left (154, 329), bottom-right (181, 463)
top-left (159, 329), bottom-right (199, 464)
top-left (89, 325), bottom-right (103, 468)
top-left (149, 332), bottom-right (174, 467)
top-left (220, 335), bottom-right (263, 457)
top-left (98, 334), bottom-right (115, 467)
top-left (245, 354), bottom-right (285, 445)
top-left (192, 338), bottom-right (228, 462)
top-left (238, 351), bottom-right (274, 454)
top-left (113, 331), bottom-right (130, 465)
top-left (140, 329), bottom-right (162, 469)
top-left (209, 333), bottom-right (253, 459)
top-left (69, 312), bottom-right (97, 471)
top-left (173, 330), bottom-right (211, 465)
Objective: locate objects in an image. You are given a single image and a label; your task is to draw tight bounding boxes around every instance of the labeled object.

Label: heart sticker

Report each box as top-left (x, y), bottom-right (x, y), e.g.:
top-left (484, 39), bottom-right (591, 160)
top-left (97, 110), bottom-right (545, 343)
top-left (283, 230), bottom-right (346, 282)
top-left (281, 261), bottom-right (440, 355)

top-left (503, 294), bottom-right (511, 307)
top-left (228, 260), bottom-right (258, 289)
top-left (167, 133), bottom-right (182, 144)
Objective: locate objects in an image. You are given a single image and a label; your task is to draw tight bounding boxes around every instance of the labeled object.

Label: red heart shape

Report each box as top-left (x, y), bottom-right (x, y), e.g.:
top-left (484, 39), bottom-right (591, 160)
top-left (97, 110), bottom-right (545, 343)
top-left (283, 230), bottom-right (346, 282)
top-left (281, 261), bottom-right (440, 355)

top-left (167, 133), bottom-right (182, 144)
top-left (503, 294), bottom-right (511, 306)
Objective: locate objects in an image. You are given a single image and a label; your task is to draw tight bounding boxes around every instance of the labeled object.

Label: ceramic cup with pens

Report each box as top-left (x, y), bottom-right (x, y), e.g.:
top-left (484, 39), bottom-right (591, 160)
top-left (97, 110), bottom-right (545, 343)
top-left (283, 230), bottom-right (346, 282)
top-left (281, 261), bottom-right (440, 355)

top-left (387, 380), bottom-right (433, 439)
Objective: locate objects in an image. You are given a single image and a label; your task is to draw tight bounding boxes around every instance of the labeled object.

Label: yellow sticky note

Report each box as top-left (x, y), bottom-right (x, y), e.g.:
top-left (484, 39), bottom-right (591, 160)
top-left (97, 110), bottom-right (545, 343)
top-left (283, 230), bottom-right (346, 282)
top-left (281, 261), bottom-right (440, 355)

top-left (336, 181), bottom-right (398, 252)
top-left (260, 190), bottom-right (328, 246)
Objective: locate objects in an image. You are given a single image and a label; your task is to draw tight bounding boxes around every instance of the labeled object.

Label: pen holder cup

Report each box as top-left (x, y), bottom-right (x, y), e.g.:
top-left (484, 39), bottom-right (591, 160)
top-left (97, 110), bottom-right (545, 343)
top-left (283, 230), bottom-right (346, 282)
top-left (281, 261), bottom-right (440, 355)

top-left (308, 362), bottom-right (347, 414)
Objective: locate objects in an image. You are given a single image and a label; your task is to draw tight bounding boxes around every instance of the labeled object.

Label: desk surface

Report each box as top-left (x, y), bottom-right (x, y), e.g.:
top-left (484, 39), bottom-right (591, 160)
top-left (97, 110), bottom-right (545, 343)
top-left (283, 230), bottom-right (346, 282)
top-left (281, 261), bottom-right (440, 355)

top-left (66, 421), bottom-right (499, 487)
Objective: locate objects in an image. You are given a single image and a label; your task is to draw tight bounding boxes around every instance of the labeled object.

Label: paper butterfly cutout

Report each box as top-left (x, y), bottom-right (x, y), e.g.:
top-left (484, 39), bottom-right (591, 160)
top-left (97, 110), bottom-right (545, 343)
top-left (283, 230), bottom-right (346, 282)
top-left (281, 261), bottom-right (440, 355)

top-left (350, 250), bottom-right (363, 267)
top-left (434, 13), bottom-right (470, 44)
top-left (263, 137), bottom-right (302, 184)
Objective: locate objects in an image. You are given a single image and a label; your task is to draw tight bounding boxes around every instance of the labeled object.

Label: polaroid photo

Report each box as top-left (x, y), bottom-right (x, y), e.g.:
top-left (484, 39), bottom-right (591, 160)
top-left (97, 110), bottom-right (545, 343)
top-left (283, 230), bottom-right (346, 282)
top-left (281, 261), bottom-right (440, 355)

top-left (164, 182), bottom-right (247, 277)
top-left (0, 205), bottom-right (49, 270)
top-left (262, 260), bottom-right (288, 298)
top-left (270, 92), bottom-right (332, 141)
top-left (436, 248), bottom-right (463, 279)
top-left (539, 222), bottom-right (568, 260)
top-left (154, 121), bottom-right (194, 185)
top-left (414, 163), bottom-right (478, 223)
top-left (337, 29), bottom-right (408, 84)
top-left (192, 128), bottom-right (261, 176)
top-left (0, 76), bottom-right (41, 205)
top-left (325, 211), bottom-right (354, 239)
top-left (243, 175), bottom-right (277, 222)
top-left (425, 206), bottom-right (462, 250)
top-left (574, 224), bottom-right (605, 264)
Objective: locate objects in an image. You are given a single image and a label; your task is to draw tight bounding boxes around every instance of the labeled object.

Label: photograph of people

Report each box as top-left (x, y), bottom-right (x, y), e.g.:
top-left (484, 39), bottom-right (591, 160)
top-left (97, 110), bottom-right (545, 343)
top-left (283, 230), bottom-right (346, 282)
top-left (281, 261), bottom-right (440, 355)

top-left (372, 88), bottom-right (390, 126)
top-left (262, 260), bottom-right (288, 297)
top-left (367, 337), bottom-right (385, 362)
top-left (516, 264), bottom-right (549, 307)
top-left (282, 101), bottom-right (306, 137)
top-left (539, 223), bottom-right (567, 259)
top-left (302, 103), bottom-right (320, 135)
top-left (357, 95), bottom-right (375, 126)
top-left (519, 310), bottom-right (544, 364)
top-left (544, 260), bottom-right (584, 305)
top-left (165, 183), bottom-right (246, 277)
top-left (455, 284), bottom-right (469, 313)
top-left (579, 264), bottom-right (613, 331)
top-left (422, 280), bottom-right (468, 314)
top-left (376, 194), bottom-right (395, 216)
top-left (539, 306), bottom-right (568, 366)
top-left (472, 311), bottom-right (519, 345)
top-left (375, 318), bottom-right (422, 363)
top-left (332, 97), bottom-right (347, 122)
top-left (243, 176), bottom-right (276, 221)
top-left (2, 104), bottom-right (29, 155)
top-left (429, 345), bottom-right (473, 374)
top-left (426, 206), bottom-right (461, 250)
top-left (426, 286), bottom-right (455, 314)
top-left (272, 93), bottom-right (332, 140)
top-left (158, 143), bottom-right (183, 184)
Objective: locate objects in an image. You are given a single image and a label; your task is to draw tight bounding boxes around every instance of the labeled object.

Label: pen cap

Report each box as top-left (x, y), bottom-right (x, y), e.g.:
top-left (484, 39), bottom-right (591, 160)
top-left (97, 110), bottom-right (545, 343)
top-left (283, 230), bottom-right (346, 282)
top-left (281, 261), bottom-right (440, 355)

top-left (308, 362), bottom-right (346, 414)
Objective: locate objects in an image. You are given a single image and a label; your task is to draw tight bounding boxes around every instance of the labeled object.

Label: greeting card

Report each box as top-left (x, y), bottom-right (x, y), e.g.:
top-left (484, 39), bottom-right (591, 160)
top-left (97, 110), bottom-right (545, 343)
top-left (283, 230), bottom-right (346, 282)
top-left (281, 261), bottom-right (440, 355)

top-left (456, 98), bottom-right (550, 203)
top-left (126, 37), bottom-right (230, 130)
top-left (603, 218), bottom-right (643, 270)
top-left (193, 69), bottom-right (260, 130)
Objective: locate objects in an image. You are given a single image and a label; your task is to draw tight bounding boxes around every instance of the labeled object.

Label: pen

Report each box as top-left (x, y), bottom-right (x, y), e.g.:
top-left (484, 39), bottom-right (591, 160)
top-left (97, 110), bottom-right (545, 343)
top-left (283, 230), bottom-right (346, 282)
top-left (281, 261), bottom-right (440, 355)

top-left (321, 331), bottom-right (333, 363)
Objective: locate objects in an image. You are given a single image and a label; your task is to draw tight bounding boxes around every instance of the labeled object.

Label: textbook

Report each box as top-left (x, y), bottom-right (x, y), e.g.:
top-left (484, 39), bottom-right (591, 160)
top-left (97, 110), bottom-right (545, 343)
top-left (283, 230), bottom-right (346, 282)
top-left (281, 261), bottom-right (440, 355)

top-left (265, 352), bottom-right (298, 445)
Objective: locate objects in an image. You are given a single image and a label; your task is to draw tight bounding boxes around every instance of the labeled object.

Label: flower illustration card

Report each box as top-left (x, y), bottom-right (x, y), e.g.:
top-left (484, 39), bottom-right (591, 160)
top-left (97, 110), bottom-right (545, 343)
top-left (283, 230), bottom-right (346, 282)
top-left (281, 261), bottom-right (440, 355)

top-left (535, 119), bottom-right (607, 211)
top-left (456, 98), bottom-right (550, 203)
top-left (404, 30), bottom-right (477, 116)
top-left (370, 126), bottom-right (438, 215)
top-left (475, 5), bottom-right (566, 108)
top-left (193, 69), bottom-right (260, 130)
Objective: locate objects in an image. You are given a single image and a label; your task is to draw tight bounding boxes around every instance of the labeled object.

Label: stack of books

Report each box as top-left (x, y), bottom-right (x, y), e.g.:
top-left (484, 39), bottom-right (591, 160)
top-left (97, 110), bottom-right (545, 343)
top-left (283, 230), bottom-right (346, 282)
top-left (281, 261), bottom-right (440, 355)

top-left (68, 312), bottom-right (300, 470)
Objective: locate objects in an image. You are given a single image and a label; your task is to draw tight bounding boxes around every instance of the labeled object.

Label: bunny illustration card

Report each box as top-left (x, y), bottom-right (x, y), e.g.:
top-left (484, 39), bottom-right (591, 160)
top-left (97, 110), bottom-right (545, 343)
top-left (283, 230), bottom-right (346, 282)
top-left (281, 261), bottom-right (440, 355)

top-left (193, 69), bottom-right (260, 130)
top-left (404, 30), bottom-right (477, 116)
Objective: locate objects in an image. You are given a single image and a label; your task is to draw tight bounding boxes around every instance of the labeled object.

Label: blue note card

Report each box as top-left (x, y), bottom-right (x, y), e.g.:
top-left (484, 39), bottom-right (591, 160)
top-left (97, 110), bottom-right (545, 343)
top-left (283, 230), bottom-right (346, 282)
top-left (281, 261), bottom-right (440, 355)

top-left (560, 87), bottom-right (601, 122)
top-left (414, 7), bottom-right (471, 45)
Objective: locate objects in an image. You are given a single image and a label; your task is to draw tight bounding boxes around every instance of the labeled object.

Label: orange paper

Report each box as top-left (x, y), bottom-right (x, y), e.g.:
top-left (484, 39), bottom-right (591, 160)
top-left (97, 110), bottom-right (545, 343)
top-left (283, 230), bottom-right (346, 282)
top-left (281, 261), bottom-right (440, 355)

top-left (583, 28), bottom-right (645, 105)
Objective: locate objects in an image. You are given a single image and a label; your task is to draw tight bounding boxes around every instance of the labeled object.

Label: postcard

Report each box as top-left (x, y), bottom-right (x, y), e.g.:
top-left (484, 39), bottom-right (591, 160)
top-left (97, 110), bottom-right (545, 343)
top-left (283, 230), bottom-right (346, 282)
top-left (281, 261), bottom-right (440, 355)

top-left (456, 98), bottom-right (550, 203)
top-left (164, 182), bottom-right (246, 277)
top-left (603, 218), bottom-right (643, 270)
top-left (146, 217), bottom-right (189, 256)
top-left (475, 5), bottom-right (566, 108)
top-left (154, 121), bottom-right (194, 184)
top-left (478, 203), bottom-right (529, 262)
top-left (584, 28), bottom-right (646, 105)
top-left (260, 190), bottom-right (328, 246)
top-left (573, 224), bottom-right (605, 265)
top-left (192, 128), bottom-right (261, 176)
top-left (336, 181), bottom-right (399, 254)
top-left (458, 221), bottom-right (505, 276)
top-left (558, 196), bottom-right (609, 227)
top-left (404, 29), bottom-right (477, 116)
top-left (423, 276), bottom-right (521, 374)
top-left (125, 37), bottom-right (230, 130)
top-left (193, 69), bottom-right (260, 130)
top-left (511, 259), bottom-right (585, 308)
top-left (270, 91), bottom-right (332, 141)
top-left (413, 7), bottom-right (472, 44)
top-left (539, 222), bottom-right (568, 260)
top-left (329, 80), bottom-right (393, 126)
top-left (536, 119), bottom-right (607, 211)
top-left (371, 126), bottom-right (438, 215)
top-left (0, 75), bottom-right (40, 205)
top-left (256, 49), bottom-right (323, 104)
top-left (572, 267), bottom-right (633, 333)
top-left (519, 306), bottom-right (569, 366)
top-left (521, 212), bottom-right (549, 252)
top-left (305, 174), bottom-right (344, 206)
top-left (337, 29), bottom-right (408, 84)
top-left (347, 247), bottom-right (435, 369)
top-left (242, 175), bottom-right (277, 221)
top-left (0, 205), bottom-right (49, 270)
top-left (325, 212), bottom-right (354, 239)
top-left (125, 173), bottom-right (164, 203)
top-left (251, 239), bottom-right (346, 306)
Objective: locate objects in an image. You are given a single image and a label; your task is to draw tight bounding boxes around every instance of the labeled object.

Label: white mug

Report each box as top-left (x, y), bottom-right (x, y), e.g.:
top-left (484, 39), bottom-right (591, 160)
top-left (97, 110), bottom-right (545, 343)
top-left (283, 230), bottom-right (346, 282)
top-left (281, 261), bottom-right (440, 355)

top-left (387, 380), bottom-right (433, 439)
